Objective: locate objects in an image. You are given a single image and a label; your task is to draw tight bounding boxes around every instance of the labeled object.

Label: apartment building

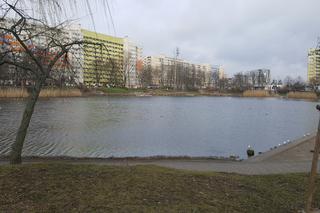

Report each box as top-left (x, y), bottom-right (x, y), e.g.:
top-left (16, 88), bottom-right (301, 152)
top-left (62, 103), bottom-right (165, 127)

top-left (0, 19), bottom-right (83, 86)
top-left (123, 37), bottom-right (143, 88)
top-left (143, 55), bottom-right (213, 89)
top-left (81, 29), bottom-right (124, 87)
top-left (247, 69), bottom-right (271, 88)
top-left (233, 69), bottom-right (271, 90)
top-left (308, 48), bottom-right (320, 82)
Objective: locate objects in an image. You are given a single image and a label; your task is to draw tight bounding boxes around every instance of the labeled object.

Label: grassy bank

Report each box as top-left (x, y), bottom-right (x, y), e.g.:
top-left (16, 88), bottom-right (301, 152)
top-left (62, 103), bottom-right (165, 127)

top-left (0, 164), bottom-right (319, 212)
top-left (0, 88), bottom-right (82, 98)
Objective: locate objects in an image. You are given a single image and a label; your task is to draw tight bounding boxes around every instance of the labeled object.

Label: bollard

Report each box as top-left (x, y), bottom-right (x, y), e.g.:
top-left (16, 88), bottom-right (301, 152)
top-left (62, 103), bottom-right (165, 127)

top-left (247, 145), bottom-right (255, 158)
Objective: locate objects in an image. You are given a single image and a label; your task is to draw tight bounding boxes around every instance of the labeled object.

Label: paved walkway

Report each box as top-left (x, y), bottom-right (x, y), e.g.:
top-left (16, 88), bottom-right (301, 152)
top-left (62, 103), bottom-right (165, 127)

top-left (247, 133), bottom-right (317, 162)
top-left (1, 158), bottom-right (318, 175)
top-left (0, 134), bottom-right (319, 175)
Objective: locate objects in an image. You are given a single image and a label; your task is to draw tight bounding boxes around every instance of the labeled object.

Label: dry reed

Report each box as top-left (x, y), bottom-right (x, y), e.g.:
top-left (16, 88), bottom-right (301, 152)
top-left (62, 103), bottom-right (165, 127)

top-left (287, 91), bottom-right (318, 100)
top-left (243, 90), bottom-right (271, 97)
top-left (0, 88), bottom-right (28, 98)
top-left (0, 88), bottom-right (82, 98)
top-left (39, 88), bottom-right (82, 98)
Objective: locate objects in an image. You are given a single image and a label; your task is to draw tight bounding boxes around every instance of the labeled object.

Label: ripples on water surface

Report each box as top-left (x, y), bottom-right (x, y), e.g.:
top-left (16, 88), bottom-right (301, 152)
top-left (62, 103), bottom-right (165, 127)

top-left (0, 97), bottom-right (318, 158)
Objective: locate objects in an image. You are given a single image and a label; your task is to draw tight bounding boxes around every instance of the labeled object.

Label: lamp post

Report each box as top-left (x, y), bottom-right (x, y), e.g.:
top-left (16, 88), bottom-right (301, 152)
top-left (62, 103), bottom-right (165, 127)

top-left (306, 105), bottom-right (320, 213)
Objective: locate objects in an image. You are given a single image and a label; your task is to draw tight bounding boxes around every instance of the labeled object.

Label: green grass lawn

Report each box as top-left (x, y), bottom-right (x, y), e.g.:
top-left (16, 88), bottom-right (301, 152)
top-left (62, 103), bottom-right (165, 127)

top-left (0, 164), bottom-right (319, 212)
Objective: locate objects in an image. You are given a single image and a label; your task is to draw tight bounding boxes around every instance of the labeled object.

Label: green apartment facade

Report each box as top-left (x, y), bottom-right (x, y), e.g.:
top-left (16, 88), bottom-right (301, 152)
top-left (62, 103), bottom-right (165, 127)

top-left (81, 29), bottom-right (124, 87)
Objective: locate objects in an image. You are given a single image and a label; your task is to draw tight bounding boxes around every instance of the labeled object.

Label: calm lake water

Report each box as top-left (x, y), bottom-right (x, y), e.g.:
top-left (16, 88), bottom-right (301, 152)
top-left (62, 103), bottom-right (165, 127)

top-left (0, 97), bottom-right (318, 159)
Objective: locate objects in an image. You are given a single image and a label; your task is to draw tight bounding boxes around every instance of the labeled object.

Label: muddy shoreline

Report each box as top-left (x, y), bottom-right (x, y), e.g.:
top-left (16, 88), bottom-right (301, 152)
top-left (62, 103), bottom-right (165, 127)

top-left (0, 155), bottom-right (241, 163)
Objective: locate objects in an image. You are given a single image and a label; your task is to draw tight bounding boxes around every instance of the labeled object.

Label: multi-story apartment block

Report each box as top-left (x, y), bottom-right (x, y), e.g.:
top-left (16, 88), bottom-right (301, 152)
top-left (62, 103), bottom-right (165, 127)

top-left (218, 66), bottom-right (227, 80)
top-left (123, 37), bottom-right (143, 88)
top-left (247, 69), bottom-right (271, 88)
top-left (308, 48), bottom-right (320, 82)
top-left (143, 55), bottom-right (213, 89)
top-left (81, 29), bottom-right (124, 87)
top-left (0, 19), bottom-right (83, 86)
top-left (202, 64), bottom-right (213, 88)
top-left (233, 69), bottom-right (271, 90)
top-left (64, 24), bottom-right (84, 84)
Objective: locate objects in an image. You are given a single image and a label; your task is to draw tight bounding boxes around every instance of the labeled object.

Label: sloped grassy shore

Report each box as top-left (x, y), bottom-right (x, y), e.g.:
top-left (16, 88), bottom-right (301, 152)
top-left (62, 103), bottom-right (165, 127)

top-left (0, 163), bottom-right (319, 212)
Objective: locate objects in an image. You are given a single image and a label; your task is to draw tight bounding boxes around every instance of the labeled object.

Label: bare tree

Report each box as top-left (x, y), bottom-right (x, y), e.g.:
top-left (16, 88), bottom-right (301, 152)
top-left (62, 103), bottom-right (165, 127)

top-left (0, 64), bottom-right (10, 85)
top-left (109, 58), bottom-right (123, 87)
top-left (212, 70), bottom-right (219, 90)
top-left (0, 1), bottom-right (89, 164)
top-left (233, 72), bottom-right (245, 92)
top-left (139, 64), bottom-right (152, 88)
top-left (123, 50), bottom-right (132, 88)
top-left (91, 58), bottom-right (102, 86)
top-left (292, 76), bottom-right (305, 91)
top-left (309, 77), bottom-right (320, 92)
top-left (283, 76), bottom-right (294, 91)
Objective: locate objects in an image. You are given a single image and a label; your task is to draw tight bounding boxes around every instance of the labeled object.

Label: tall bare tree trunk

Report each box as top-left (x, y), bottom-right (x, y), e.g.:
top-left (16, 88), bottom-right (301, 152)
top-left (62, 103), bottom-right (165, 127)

top-left (10, 79), bottom-right (43, 164)
top-left (306, 108), bottom-right (320, 213)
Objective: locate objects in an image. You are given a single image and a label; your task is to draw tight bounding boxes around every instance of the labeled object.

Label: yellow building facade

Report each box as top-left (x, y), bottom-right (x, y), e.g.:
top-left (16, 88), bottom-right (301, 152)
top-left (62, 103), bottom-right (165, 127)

top-left (81, 29), bottom-right (124, 86)
top-left (308, 48), bottom-right (320, 82)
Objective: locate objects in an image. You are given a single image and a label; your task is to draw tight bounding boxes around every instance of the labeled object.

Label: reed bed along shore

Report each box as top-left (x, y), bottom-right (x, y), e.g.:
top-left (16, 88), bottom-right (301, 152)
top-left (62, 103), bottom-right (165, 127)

top-left (1, 87), bottom-right (319, 100)
top-left (0, 88), bottom-right (29, 98)
top-left (0, 88), bottom-right (82, 98)
top-left (39, 88), bottom-right (82, 98)
top-left (287, 91), bottom-right (318, 100)
top-left (242, 90), bottom-right (272, 97)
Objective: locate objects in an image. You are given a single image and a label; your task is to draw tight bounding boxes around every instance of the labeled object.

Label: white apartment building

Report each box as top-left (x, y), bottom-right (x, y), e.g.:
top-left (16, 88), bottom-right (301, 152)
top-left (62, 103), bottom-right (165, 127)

top-left (0, 19), bottom-right (83, 85)
top-left (61, 23), bottom-right (83, 84)
top-left (143, 55), bottom-right (213, 89)
top-left (218, 66), bottom-right (227, 79)
top-left (123, 37), bottom-right (143, 88)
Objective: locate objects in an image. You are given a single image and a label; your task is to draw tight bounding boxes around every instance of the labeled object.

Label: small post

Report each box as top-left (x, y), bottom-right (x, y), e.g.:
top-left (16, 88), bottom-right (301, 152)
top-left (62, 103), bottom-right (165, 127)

top-left (247, 145), bottom-right (255, 158)
top-left (306, 105), bottom-right (320, 213)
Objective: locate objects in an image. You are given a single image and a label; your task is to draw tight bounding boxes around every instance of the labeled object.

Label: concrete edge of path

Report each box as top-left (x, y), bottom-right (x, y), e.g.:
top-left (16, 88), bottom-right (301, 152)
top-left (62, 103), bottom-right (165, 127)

top-left (245, 133), bottom-right (316, 163)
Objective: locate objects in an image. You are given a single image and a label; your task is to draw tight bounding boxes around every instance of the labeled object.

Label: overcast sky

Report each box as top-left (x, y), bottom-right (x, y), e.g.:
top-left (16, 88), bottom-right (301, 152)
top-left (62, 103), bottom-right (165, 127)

top-left (80, 0), bottom-right (320, 80)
